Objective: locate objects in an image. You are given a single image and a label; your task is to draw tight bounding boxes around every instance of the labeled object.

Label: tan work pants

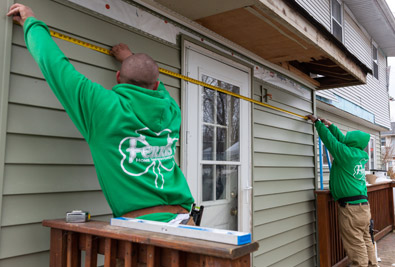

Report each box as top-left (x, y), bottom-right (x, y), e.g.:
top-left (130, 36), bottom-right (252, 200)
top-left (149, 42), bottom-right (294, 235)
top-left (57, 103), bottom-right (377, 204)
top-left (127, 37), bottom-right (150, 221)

top-left (338, 203), bottom-right (378, 267)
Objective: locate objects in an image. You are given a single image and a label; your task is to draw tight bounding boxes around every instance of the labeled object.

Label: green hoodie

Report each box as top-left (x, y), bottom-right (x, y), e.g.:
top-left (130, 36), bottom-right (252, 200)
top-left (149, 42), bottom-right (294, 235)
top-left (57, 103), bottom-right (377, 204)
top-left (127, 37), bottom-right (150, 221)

top-left (24, 17), bottom-right (194, 221)
top-left (315, 121), bottom-right (370, 203)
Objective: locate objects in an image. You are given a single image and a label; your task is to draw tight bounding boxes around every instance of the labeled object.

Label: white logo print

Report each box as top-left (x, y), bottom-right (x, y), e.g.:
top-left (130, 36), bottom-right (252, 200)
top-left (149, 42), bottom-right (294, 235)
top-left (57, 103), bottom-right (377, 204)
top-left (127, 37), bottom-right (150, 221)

top-left (353, 159), bottom-right (366, 182)
top-left (119, 128), bottom-right (178, 189)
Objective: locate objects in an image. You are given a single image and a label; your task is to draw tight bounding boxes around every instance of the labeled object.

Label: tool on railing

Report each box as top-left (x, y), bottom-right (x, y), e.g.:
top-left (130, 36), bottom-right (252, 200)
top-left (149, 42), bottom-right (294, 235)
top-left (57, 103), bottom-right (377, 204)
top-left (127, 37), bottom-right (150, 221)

top-left (66, 210), bottom-right (91, 223)
top-left (190, 203), bottom-right (204, 226)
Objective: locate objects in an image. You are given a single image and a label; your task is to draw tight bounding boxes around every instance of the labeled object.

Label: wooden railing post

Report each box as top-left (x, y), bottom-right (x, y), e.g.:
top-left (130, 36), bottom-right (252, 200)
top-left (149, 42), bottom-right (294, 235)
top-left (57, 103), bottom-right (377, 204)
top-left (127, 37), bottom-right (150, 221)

top-left (50, 228), bottom-right (67, 267)
top-left (66, 232), bottom-right (80, 267)
top-left (316, 191), bottom-right (332, 267)
top-left (390, 182), bottom-right (395, 229)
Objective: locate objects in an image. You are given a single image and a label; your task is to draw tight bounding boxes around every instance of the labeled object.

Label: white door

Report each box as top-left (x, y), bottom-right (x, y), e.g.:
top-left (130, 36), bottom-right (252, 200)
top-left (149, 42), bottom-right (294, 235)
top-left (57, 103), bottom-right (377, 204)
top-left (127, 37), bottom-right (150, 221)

top-left (183, 42), bottom-right (251, 232)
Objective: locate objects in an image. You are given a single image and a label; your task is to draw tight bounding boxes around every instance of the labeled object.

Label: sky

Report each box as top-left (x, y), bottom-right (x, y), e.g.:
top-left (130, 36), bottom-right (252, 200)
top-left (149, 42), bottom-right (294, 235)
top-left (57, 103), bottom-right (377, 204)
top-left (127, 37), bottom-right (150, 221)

top-left (386, 0), bottom-right (395, 121)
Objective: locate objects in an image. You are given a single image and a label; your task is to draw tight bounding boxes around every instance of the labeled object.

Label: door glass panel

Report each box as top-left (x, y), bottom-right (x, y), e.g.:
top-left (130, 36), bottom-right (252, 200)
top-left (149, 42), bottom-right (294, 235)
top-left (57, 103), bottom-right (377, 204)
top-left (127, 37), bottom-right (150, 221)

top-left (203, 125), bottom-right (214, 160)
top-left (203, 88), bottom-right (215, 124)
top-left (202, 165), bottom-right (214, 201)
top-left (201, 75), bottom-right (240, 162)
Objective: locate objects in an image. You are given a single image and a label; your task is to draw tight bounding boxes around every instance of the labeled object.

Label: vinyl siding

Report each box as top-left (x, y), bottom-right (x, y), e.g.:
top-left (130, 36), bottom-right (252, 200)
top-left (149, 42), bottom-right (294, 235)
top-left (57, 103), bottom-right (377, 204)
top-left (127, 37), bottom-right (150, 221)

top-left (301, 2), bottom-right (391, 129)
top-left (0, 0), bottom-right (181, 265)
top-left (328, 51), bottom-right (389, 128)
top-left (295, 0), bottom-right (331, 31)
top-left (344, 11), bottom-right (371, 67)
top-left (252, 79), bottom-right (316, 266)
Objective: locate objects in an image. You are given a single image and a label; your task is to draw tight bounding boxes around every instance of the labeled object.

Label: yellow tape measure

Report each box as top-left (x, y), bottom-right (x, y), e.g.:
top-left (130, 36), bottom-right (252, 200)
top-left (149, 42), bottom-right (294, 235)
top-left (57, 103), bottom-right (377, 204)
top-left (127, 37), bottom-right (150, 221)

top-left (49, 29), bottom-right (307, 120)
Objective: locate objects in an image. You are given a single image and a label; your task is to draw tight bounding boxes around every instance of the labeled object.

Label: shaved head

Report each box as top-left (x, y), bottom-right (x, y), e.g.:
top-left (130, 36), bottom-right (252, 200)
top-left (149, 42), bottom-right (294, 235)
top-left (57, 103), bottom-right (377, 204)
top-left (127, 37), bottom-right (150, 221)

top-left (119, 53), bottom-right (159, 90)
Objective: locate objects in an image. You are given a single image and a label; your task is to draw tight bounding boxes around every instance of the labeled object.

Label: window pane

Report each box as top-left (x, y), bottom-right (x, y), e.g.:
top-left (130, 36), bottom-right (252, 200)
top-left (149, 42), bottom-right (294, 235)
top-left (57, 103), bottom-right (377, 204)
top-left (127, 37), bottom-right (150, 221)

top-left (370, 139), bottom-right (374, 169)
top-left (332, 0), bottom-right (342, 22)
top-left (373, 62), bottom-right (378, 79)
top-left (217, 127), bottom-right (227, 161)
top-left (332, 20), bottom-right (342, 41)
top-left (201, 75), bottom-right (240, 162)
top-left (203, 125), bottom-right (214, 160)
top-left (216, 165), bottom-right (227, 200)
top-left (202, 88), bottom-right (215, 123)
top-left (217, 92), bottom-right (228, 126)
top-left (202, 165), bottom-right (214, 201)
top-left (373, 46), bottom-right (378, 61)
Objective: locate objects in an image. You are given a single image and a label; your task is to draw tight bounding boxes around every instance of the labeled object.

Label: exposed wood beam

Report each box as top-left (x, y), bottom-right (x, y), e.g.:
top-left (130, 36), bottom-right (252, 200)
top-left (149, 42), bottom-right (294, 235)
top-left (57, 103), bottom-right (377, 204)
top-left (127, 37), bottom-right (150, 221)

top-left (253, 0), bottom-right (367, 84)
top-left (277, 61), bottom-right (320, 87)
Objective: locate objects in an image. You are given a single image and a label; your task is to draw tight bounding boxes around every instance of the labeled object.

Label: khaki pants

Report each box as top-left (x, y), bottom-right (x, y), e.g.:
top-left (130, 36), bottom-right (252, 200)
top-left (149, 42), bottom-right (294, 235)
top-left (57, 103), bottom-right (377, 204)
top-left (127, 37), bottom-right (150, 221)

top-left (338, 203), bottom-right (378, 267)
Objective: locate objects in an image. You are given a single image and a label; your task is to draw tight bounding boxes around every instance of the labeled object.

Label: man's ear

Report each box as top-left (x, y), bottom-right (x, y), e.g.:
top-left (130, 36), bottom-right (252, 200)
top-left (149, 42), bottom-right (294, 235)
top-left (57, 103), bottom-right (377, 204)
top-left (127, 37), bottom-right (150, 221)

top-left (153, 81), bottom-right (160, 90)
top-left (116, 71), bottom-right (121, 84)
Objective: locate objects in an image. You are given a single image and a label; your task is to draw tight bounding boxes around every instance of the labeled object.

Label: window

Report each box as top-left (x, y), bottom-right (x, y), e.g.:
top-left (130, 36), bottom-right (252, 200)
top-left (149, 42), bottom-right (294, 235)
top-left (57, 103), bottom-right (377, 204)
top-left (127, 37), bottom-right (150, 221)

top-left (381, 137), bottom-right (386, 147)
top-left (320, 142), bottom-right (333, 166)
top-left (364, 137), bottom-right (375, 170)
top-left (372, 44), bottom-right (379, 79)
top-left (331, 0), bottom-right (343, 42)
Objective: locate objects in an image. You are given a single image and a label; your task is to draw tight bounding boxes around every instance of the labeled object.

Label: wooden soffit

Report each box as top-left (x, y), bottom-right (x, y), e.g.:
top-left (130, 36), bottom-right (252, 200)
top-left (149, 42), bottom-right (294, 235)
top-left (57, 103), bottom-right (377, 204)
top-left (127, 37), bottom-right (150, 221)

top-left (155, 0), bottom-right (370, 90)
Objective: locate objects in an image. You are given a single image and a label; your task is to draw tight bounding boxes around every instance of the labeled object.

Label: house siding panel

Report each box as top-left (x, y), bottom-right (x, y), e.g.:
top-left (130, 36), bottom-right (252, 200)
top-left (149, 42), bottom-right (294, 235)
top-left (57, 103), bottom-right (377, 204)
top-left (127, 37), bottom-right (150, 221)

top-left (252, 79), bottom-right (316, 266)
top-left (344, 11), bottom-right (371, 67)
top-left (314, 7), bottom-right (390, 129)
top-left (0, 0), bottom-right (182, 265)
top-left (295, 0), bottom-right (330, 31)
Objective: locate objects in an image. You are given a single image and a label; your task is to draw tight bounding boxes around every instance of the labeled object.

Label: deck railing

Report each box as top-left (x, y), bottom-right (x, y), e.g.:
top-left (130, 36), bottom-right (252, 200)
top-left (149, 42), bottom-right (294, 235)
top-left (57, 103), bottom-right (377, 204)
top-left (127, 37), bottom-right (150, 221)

top-left (316, 181), bottom-right (395, 267)
top-left (42, 219), bottom-right (259, 267)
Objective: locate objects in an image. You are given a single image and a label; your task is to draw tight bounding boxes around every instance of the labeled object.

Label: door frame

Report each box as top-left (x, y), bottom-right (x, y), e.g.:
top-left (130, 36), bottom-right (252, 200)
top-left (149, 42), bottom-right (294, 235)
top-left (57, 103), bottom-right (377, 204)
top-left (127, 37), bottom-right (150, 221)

top-left (180, 36), bottom-right (253, 232)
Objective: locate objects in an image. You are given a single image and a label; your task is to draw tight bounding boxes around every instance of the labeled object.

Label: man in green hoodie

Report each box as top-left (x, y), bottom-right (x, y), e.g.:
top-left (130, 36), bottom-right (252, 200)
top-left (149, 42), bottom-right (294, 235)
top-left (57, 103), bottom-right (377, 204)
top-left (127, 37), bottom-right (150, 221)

top-left (7, 4), bottom-right (195, 224)
top-left (307, 115), bottom-right (377, 267)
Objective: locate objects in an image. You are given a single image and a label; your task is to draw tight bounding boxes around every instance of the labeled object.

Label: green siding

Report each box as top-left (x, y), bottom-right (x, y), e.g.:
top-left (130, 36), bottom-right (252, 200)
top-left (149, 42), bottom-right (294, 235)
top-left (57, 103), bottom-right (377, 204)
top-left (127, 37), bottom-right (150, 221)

top-left (0, 0), bottom-right (182, 265)
top-left (252, 79), bottom-right (316, 266)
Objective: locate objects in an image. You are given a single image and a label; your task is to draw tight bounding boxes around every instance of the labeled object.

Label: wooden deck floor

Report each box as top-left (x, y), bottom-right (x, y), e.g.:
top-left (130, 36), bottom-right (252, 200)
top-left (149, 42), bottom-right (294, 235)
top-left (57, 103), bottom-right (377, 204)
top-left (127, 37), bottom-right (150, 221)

top-left (377, 231), bottom-right (395, 266)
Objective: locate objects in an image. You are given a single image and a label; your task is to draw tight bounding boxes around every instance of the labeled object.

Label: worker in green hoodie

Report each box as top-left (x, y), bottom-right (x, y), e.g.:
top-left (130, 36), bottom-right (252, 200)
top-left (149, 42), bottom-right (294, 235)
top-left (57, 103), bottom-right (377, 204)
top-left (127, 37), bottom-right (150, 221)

top-left (307, 115), bottom-right (377, 267)
top-left (7, 4), bottom-right (195, 224)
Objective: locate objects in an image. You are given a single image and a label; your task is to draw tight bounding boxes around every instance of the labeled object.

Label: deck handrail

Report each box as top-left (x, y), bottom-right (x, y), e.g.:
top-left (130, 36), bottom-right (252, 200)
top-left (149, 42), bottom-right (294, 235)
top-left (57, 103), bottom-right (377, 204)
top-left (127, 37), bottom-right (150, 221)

top-left (42, 219), bottom-right (259, 267)
top-left (316, 181), bottom-right (395, 267)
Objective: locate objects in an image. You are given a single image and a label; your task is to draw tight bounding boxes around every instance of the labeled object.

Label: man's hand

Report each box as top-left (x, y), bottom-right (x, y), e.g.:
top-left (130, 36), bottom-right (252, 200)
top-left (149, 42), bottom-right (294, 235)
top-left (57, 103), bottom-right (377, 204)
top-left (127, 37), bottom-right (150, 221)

top-left (7, 4), bottom-right (35, 27)
top-left (111, 43), bottom-right (133, 62)
top-left (321, 118), bottom-right (332, 126)
top-left (306, 114), bottom-right (318, 123)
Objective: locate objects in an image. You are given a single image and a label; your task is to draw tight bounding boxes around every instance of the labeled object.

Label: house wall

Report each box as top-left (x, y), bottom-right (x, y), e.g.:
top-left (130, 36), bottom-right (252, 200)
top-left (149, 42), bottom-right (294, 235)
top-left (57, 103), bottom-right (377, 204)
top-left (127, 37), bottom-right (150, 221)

top-left (298, 0), bottom-right (391, 130)
top-left (0, 1), bottom-right (319, 266)
top-left (295, 0), bottom-right (331, 31)
top-left (0, 0), bottom-right (182, 266)
top-left (252, 79), bottom-right (316, 266)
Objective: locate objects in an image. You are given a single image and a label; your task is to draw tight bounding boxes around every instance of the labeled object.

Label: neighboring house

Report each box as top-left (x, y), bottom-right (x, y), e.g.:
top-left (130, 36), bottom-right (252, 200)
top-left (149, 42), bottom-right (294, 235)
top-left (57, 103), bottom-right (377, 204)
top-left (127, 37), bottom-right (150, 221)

top-left (381, 122), bottom-right (395, 170)
top-left (0, 0), bottom-right (394, 266)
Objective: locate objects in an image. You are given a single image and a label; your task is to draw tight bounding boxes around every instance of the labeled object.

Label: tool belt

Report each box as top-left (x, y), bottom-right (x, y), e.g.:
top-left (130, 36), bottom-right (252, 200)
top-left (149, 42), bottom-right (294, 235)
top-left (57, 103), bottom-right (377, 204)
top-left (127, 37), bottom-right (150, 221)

top-left (338, 195), bottom-right (368, 207)
top-left (122, 205), bottom-right (189, 218)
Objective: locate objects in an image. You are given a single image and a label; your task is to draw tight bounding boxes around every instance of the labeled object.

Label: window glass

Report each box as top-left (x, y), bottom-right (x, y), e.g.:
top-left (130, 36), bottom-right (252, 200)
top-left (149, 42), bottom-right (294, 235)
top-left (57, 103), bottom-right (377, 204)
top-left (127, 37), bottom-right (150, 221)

top-left (331, 0), bottom-right (343, 42)
top-left (372, 45), bottom-right (379, 79)
top-left (201, 75), bottom-right (241, 204)
top-left (331, 0), bottom-right (342, 23)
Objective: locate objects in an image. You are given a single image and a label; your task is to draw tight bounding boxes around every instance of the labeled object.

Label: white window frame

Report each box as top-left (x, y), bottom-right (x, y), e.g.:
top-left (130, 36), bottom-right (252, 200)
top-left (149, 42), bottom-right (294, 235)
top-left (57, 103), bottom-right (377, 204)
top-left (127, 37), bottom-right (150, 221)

top-left (331, 0), bottom-right (344, 42)
top-left (365, 137), bottom-right (376, 171)
top-left (372, 42), bottom-right (379, 80)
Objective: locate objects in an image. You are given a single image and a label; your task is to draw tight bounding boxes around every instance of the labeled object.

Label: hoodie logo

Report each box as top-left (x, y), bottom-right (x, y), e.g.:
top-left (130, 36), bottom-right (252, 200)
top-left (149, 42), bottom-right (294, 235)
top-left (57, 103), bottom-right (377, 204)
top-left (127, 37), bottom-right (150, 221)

top-left (353, 159), bottom-right (366, 183)
top-left (119, 127), bottom-right (178, 189)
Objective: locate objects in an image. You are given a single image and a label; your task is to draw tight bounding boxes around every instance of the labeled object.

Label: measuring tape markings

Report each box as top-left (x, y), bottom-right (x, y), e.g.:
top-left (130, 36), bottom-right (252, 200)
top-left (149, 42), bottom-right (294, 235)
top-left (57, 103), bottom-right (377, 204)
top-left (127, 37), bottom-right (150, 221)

top-left (49, 29), bottom-right (307, 120)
